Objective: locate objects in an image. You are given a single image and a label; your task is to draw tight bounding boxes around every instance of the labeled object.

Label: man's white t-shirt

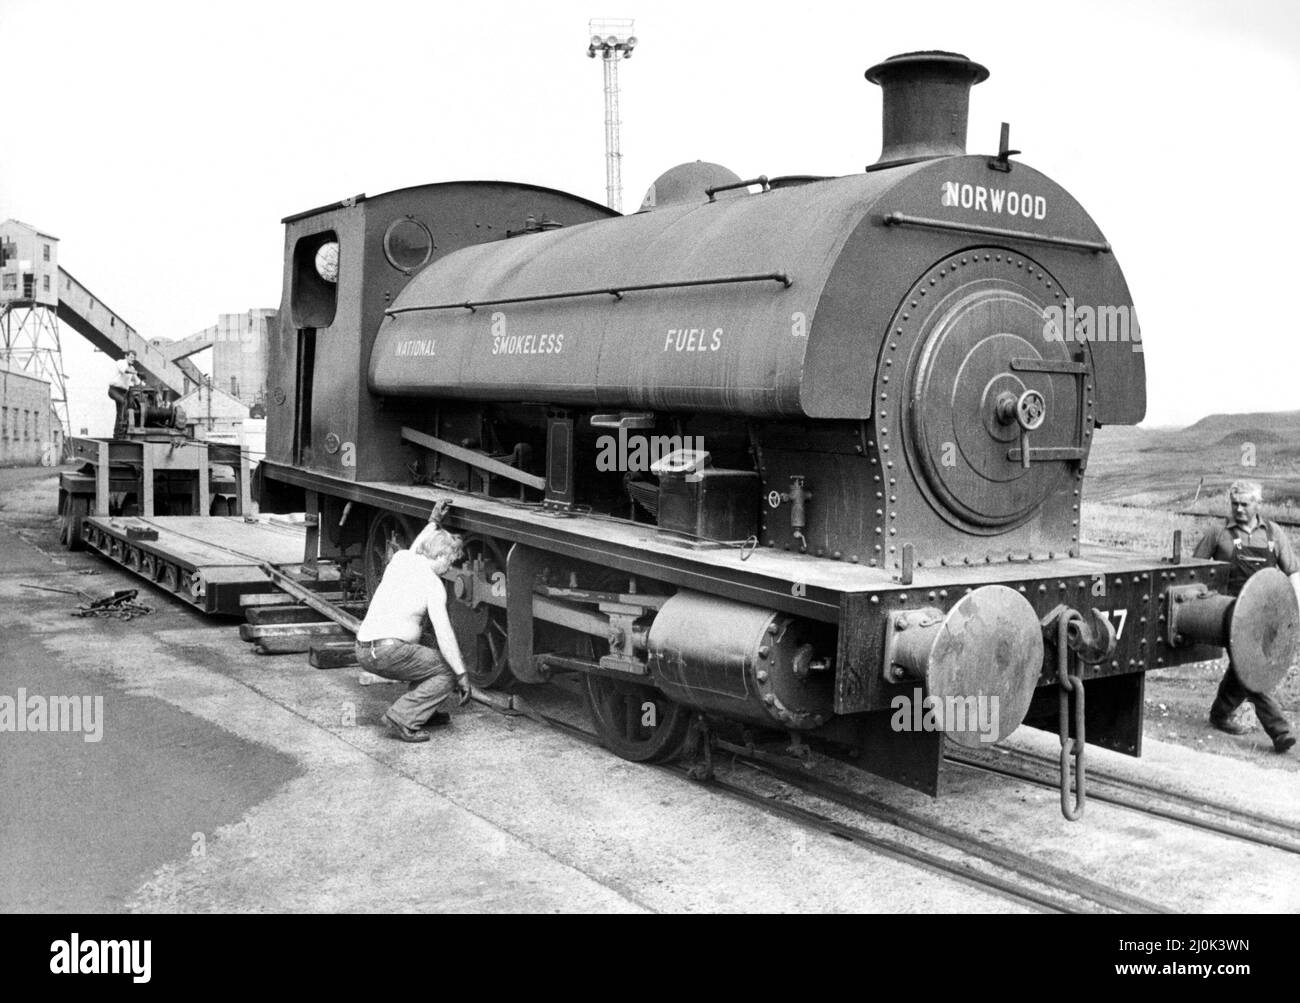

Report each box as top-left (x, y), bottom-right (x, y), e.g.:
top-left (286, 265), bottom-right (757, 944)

top-left (356, 550), bottom-right (439, 643)
top-left (114, 359), bottom-right (142, 389)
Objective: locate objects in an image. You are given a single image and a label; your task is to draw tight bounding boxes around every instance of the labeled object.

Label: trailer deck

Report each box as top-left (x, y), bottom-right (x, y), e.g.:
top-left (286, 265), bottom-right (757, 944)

top-left (80, 514), bottom-right (318, 615)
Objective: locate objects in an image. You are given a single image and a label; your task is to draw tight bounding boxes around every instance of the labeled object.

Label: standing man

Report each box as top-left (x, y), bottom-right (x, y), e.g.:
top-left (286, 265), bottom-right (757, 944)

top-left (1194, 480), bottom-right (1299, 753)
top-left (355, 522), bottom-right (472, 742)
top-left (108, 351), bottom-right (142, 438)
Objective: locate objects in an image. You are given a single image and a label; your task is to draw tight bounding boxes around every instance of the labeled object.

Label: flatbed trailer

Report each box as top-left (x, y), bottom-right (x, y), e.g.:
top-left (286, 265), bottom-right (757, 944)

top-left (77, 514), bottom-right (318, 615)
top-left (56, 431), bottom-right (335, 615)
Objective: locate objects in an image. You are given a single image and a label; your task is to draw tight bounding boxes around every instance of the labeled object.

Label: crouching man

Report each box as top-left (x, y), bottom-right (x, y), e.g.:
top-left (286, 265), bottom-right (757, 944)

top-left (1193, 480), bottom-right (1299, 753)
top-left (356, 523), bottom-right (472, 742)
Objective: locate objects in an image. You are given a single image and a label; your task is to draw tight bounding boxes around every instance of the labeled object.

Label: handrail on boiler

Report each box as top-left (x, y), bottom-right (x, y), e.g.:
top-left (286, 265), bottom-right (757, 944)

top-left (882, 212), bottom-right (1111, 253)
top-left (383, 271), bottom-right (793, 316)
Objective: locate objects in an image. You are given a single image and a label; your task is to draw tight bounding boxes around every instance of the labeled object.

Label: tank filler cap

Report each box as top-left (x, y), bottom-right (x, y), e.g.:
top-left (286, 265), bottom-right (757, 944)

top-left (639, 161), bottom-right (745, 211)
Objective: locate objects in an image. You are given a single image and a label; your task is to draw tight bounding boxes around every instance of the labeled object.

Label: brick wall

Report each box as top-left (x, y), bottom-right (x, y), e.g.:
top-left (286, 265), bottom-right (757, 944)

top-left (0, 369), bottom-right (55, 466)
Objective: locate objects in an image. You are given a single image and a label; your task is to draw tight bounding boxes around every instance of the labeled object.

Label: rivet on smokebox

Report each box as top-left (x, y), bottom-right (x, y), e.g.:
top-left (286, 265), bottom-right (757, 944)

top-left (758, 645), bottom-right (771, 659)
top-left (756, 670), bottom-right (768, 682)
top-left (763, 694), bottom-right (776, 706)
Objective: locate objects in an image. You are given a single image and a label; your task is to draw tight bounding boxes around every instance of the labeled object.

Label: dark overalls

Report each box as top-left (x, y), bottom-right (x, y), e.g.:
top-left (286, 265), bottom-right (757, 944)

top-left (1208, 522), bottom-right (1294, 743)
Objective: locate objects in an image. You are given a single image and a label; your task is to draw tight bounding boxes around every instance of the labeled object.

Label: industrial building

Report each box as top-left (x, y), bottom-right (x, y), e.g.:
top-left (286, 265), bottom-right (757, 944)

top-left (0, 366), bottom-right (62, 465)
top-left (159, 309), bottom-right (275, 411)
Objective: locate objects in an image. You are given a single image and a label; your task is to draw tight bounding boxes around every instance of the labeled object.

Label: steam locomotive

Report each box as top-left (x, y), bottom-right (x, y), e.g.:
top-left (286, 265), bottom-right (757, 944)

top-left (257, 51), bottom-right (1300, 815)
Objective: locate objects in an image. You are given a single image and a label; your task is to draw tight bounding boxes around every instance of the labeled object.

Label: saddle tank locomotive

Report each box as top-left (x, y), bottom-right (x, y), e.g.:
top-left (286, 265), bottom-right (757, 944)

top-left (259, 51), bottom-right (1300, 816)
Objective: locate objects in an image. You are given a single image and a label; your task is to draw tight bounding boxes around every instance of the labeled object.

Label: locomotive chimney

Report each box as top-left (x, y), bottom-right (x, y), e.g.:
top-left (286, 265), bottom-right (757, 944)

top-left (865, 50), bottom-right (989, 167)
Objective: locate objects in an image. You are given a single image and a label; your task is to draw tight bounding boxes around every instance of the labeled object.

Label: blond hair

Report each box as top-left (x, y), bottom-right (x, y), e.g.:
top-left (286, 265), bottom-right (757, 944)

top-left (410, 524), bottom-right (463, 565)
top-left (1229, 480), bottom-right (1262, 503)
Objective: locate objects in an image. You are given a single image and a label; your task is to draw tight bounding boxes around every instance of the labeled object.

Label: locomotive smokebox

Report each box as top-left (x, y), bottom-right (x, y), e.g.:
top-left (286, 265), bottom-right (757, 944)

top-left (865, 50), bottom-right (988, 167)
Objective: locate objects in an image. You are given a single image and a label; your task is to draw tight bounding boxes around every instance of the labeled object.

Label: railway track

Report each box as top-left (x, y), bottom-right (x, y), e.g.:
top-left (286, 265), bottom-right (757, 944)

top-left (481, 693), bottom-right (1174, 914)
top-left (945, 744), bottom-right (1300, 855)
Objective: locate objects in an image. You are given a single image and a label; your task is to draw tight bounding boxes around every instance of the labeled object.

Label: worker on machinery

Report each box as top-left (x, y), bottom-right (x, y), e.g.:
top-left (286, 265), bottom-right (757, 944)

top-left (108, 351), bottom-right (143, 438)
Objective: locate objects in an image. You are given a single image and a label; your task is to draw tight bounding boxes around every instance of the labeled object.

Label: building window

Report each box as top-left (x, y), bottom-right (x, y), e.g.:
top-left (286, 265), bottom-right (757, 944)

top-left (43, 275), bottom-right (50, 291)
top-left (43, 244), bottom-right (51, 261)
top-left (2, 406), bottom-right (7, 438)
top-left (2, 274), bottom-right (14, 291)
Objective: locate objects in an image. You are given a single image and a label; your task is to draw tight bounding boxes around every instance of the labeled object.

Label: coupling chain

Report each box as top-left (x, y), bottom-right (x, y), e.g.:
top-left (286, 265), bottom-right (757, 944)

top-left (1056, 612), bottom-right (1087, 820)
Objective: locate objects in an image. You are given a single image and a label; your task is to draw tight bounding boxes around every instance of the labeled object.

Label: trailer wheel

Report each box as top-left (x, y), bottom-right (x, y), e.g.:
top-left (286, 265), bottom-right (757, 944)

top-left (60, 494), bottom-right (90, 552)
top-left (583, 674), bottom-right (692, 763)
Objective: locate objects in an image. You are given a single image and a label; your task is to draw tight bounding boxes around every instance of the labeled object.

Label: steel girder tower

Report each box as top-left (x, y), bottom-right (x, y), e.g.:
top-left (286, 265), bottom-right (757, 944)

top-left (0, 304), bottom-right (70, 438)
top-left (587, 19), bottom-right (637, 213)
top-left (0, 221), bottom-right (71, 440)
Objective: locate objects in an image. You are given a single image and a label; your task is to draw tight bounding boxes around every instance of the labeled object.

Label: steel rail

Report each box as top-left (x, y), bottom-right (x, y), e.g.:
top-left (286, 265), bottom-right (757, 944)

top-left (714, 740), bottom-right (1171, 915)
top-left (946, 747), bottom-right (1300, 855)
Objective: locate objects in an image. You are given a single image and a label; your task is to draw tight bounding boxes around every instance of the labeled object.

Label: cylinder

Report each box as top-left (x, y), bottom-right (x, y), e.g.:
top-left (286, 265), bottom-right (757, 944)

top-left (646, 591), bottom-right (834, 729)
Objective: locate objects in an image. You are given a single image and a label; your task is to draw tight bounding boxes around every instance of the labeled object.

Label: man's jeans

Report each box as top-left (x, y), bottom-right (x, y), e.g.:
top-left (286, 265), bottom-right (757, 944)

top-left (356, 638), bottom-right (455, 730)
top-left (1211, 661), bottom-right (1292, 742)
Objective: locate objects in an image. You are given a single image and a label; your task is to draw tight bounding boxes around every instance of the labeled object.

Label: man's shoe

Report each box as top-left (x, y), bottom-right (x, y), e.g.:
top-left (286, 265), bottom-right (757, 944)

top-left (382, 713), bottom-right (431, 743)
top-left (1209, 715), bottom-right (1250, 735)
top-left (422, 711), bottom-right (452, 729)
top-left (1274, 735), bottom-right (1297, 754)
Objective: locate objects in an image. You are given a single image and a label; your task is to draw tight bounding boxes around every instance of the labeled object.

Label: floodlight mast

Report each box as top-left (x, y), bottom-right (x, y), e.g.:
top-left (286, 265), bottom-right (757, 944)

top-left (587, 19), bottom-right (637, 213)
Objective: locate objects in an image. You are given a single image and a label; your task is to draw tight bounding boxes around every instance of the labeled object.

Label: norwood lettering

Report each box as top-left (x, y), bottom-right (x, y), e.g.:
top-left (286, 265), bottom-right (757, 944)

top-left (941, 181), bottom-right (1046, 220)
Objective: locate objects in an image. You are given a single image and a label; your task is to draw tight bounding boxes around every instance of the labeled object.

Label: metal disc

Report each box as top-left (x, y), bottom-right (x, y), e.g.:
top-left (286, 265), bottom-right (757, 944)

top-left (1229, 568), bottom-right (1300, 693)
top-left (924, 584), bottom-right (1044, 748)
top-left (907, 279), bottom-right (1081, 530)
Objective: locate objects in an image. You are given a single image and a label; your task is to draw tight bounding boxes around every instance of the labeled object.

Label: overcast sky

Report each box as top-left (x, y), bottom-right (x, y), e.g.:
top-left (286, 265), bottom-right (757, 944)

top-left (2, 0), bottom-right (1297, 435)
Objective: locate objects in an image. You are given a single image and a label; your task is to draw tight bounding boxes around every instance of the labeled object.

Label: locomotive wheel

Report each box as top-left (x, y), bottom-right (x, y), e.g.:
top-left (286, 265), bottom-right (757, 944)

top-left (451, 535), bottom-right (517, 691)
top-left (583, 674), bottom-right (692, 763)
top-left (362, 511), bottom-right (422, 598)
top-left (60, 494), bottom-right (90, 552)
